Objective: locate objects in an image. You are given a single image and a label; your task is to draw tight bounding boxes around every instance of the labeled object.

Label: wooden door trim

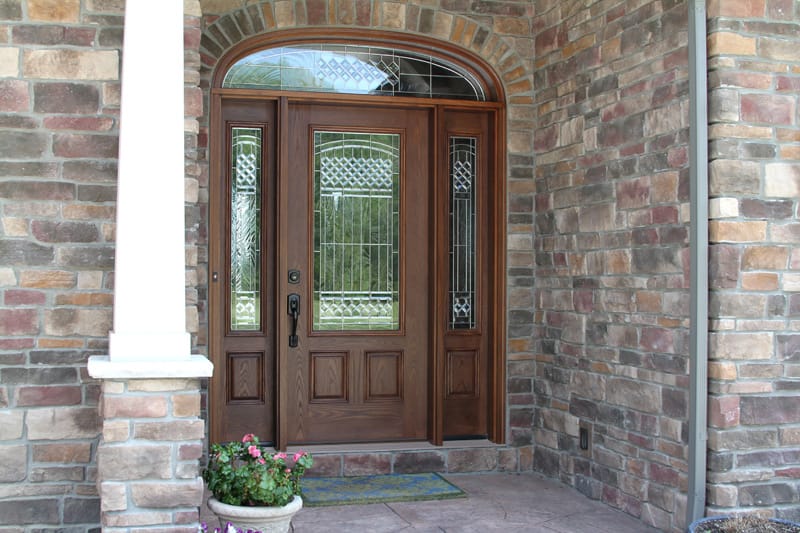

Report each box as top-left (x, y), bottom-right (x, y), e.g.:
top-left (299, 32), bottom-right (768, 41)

top-left (210, 95), bottom-right (506, 447)
top-left (275, 96), bottom-right (290, 450)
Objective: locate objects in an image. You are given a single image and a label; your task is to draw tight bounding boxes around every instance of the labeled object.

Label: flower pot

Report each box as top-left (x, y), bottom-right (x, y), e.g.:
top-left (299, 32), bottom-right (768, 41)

top-left (207, 495), bottom-right (303, 533)
top-left (688, 516), bottom-right (800, 533)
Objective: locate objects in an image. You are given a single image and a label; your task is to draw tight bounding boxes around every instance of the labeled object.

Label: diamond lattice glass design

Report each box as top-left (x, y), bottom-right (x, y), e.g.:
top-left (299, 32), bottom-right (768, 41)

top-left (313, 131), bottom-right (400, 331)
top-left (230, 127), bottom-right (262, 331)
top-left (223, 44), bottom-right (485, 100)
top-left (449, 137), bottom-right (476, 329)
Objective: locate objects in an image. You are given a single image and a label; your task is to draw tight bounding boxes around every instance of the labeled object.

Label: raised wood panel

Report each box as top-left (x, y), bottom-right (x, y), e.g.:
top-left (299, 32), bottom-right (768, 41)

top-left (446, 350), bottom-right (478, 399)
top-left (365, 351), bottom-right (403, 401)
top-left (310, 351), bottom-right (348, 402)
top-left (227, 352), bottom-right (265, 404)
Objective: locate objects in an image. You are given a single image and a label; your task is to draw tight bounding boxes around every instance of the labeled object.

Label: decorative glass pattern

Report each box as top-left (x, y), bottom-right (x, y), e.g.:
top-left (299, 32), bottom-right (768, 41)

top-left (223, 44), bottom-right (485, 101)
top-left (230, 127), bottom-right (262, 331)
top-left (313, 131), bottom-right (400, 331)
top-left (449, 137), bottom-right (476, 329)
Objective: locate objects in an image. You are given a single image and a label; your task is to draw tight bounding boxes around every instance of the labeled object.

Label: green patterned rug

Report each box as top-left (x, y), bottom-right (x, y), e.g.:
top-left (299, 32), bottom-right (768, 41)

top-left (300, 472), bottom-right (466, 506)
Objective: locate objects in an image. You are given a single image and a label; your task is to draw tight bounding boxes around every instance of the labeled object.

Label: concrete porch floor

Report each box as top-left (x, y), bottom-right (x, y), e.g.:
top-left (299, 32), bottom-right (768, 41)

top-left (201, 472), bottom-right (659, 532)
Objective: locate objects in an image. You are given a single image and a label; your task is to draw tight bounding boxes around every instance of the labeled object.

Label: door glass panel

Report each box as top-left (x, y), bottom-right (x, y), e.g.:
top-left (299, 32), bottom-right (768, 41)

top-left (313, 131), bottom-right (400, 331)
top-left (230, 126), bottom-right (263, 331)
top-left (449, 137), bottom-right (476, 330)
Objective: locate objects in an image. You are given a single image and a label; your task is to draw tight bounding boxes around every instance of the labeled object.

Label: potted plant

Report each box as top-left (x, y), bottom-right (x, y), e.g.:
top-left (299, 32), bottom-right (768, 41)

top-left (202, 433), bottom-right (313, 533)
top-left (688, 514), bottom-right (800, 532)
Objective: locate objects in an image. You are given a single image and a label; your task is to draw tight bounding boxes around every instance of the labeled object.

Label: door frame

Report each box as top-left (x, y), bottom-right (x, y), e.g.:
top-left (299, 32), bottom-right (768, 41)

top-left (208, 30), bottom-right (507, 449)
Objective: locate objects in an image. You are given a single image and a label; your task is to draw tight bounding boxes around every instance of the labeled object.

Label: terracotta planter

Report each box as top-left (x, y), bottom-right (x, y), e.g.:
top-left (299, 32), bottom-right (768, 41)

top-left (207, 495), bottom-right (303, 533)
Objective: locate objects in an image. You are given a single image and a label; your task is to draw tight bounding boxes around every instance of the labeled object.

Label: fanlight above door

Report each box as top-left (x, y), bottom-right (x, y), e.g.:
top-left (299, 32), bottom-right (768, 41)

top-left (222, 43), bottom-right (486, 101)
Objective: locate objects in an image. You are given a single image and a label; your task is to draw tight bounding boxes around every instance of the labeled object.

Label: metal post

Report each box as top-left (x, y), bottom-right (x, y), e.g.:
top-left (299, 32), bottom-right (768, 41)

top-left (687, 0), bottom-right (709, 524)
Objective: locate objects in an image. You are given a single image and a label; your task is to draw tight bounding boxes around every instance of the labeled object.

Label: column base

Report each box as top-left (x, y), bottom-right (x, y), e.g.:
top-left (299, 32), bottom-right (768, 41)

top-left (88, 355), bottom-right (213, 379)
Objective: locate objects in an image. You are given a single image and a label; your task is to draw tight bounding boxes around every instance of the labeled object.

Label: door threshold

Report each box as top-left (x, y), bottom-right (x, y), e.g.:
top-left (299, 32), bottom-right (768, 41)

top-left (285, 439), bottom-right (496, 454)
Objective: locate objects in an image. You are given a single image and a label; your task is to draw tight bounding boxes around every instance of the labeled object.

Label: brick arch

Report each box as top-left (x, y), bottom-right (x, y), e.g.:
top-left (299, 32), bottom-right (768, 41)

top-left (196, 0), bottom-right (533, 106)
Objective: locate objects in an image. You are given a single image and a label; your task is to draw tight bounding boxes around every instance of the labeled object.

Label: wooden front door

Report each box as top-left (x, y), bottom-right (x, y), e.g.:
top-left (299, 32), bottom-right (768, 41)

top-left (282, 102), bottom-right (430, 444)
top-left (210, 95), bottom-right (501, 448)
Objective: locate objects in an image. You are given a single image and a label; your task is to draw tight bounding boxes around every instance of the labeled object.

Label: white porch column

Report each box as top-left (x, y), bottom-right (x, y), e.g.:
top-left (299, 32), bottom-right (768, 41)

top-left (88, 2), bottom-right (212, 531)
top-left (88, 0), bottom-right (211, 377)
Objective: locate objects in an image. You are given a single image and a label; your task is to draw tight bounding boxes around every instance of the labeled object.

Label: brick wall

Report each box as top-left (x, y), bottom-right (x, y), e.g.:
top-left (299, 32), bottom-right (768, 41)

top-left (0, 1), bottom-right (206, 529)
top-left (706, 0), bottom-right (800, 521)
top-left (531, 1), bottom-right (691, 530)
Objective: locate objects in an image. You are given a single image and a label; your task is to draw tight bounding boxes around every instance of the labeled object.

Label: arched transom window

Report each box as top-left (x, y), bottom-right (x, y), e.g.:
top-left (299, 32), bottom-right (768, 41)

top-left (222, 43), bottom-right (487, 101)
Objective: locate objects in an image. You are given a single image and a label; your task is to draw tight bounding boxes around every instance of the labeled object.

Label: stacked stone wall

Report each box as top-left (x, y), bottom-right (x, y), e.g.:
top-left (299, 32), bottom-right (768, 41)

top-left (0, 0), bottom-right (206, 530)
top-left (706, 0), bottom-right (800, 521)
top-left (531, 0), bottom-right (691, 530)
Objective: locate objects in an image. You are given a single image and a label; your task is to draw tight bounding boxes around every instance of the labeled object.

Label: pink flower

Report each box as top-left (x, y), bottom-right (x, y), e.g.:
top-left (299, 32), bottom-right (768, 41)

top-left (273, 452), bottom-right (287, 460)
top-left (258, 458), bottom-right (266, 465)
top-left (293, 451), bottom-right (305, 462)
top-left (248, 445), bottom-right (261, 458)
top-left (242, 433), bottom-right (255, 443)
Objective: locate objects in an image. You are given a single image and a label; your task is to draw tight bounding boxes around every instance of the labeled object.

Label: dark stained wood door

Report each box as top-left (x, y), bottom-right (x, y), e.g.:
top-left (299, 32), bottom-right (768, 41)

top-left (281, 103), bottom-right (430, 444)
top-left (210, 96), bottom-right (502, 448)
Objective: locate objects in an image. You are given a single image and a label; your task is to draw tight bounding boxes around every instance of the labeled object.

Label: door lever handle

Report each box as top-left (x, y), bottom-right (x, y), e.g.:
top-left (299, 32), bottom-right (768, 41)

top-left (287, 293), bottom-right (300, 348)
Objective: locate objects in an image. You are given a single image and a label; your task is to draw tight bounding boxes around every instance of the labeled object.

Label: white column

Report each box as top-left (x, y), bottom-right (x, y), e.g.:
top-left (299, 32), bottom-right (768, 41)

top-left (89, 1), bottom-right (211, 378)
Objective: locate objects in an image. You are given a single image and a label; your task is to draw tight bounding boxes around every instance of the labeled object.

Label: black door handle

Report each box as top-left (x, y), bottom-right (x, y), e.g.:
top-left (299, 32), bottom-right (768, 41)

top-left (288, 293), bottom-right (300, 347)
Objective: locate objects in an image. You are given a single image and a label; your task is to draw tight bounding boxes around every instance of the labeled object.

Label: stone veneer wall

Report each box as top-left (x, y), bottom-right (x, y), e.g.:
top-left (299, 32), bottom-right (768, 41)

top-left (705, 0), bottom-right (800, 521)
top-left (530, 1), bottom-right (691, 531)
top-left (196, 0), bottom-right (538, 465)
top-left (0, 0), bottom-right (206, 530)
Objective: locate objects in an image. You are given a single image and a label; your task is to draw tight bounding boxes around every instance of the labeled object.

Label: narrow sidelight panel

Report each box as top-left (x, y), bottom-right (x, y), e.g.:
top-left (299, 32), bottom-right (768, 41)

top-left (449, 137), bottom-right (476, 330)
top-left (230, 127), bottom-right (263, 331)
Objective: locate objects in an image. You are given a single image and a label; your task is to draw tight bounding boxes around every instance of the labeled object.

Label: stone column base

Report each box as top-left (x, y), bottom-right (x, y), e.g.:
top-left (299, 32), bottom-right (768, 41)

top-left (96, 378), bottom-right (206, 532)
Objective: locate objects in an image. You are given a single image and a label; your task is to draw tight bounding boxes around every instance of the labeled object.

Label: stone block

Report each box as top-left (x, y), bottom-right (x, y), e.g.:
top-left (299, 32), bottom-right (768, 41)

top-left (30, 465), bottom-right (84, 482)
top-left (26, 407), bottom-right (100, 440)
top-left (741, 396), bottom-right (800, 425)
top-left (0, 410), bottom-right (24, 440)
top-left (0, 47), bottom-right (19, 77)
top-left (305, 454), bottom-right (341, 477)
top-left (97, 445), bottom-right (171, 480)
top-left (0, 308), bottom-right (38, 335)
top-left (0, 445), bottom-right (26, 482)
top-left (709, 396), bottom-right (740, 429)
top-left (172, 393), bottom-right (201, 417)
top-left (393, 451), bottom-right (445, 474)
top-left (103, 395), bottom-right (167, 418)
top-left (133, 420), bottom-right (204, 441)
top-left (0, 499), bottom-right (59, 525)
top-left (709, 221), bottom-right (767, 243)
top-left (33, 82), bottom-right (99, 114)
top-left (708, 31), bottom-right (756, 56)
top-left (741, 93), bottom-right (795, 125)
top-left (0, 79), bottom-right (29, 112)
top-left (343, 453), bottom-right (391, 475)
top-left (606, 378), bottom-right (661, 414)
top-left (44, 309), bottom-right (112, 337)
top-left (33, 442), bottom-right (92, 463)
top-left (131, 478), bottom-right (204, 508)
top-left (31, 221), bottom-right (100, 243)
top-left (102, 419), bottom-right (129, 442)
top-left (742, 246), bottom-right (789, 270)
top-left (104, 511), bottom-right (172, 527)
top-left (765, 163), bottom-right (800, 197)
top-left (710, 332), bottom-right (773, 360)
top-left (64, 496), bottom-right (100, 524)
top-left (20, 269), bottom-right (76, 288)
top-left (447, 448), bottom-right (498, 473)
top-left (709, 159), bottom-right (760, 195)
top-left (126, 378), bottom-right (199, 392)
top-left (23, 50), bottom-right (118, 80)
top-left (16, 385), bottom-right (82, 406)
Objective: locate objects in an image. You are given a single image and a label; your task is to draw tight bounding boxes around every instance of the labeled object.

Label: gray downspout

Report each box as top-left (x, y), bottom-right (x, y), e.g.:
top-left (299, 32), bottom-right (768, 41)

top-left (687, 0), bottom-right (708, 525)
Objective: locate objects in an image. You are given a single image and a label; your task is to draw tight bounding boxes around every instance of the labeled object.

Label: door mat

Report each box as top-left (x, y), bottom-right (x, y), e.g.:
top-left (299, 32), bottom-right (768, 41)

top-left (300, 472), bottom-right (466, 507)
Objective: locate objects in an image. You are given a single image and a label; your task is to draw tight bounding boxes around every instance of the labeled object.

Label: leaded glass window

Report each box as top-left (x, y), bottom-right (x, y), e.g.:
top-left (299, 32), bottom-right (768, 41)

top-left (449, 137), bottom-right (476, 329)
top-left (223, 44), bottom-right (485, 101)
top-left (313, 131), bottom-right (400, 331)
top-left (230, 127), bottom-right (263, 331)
